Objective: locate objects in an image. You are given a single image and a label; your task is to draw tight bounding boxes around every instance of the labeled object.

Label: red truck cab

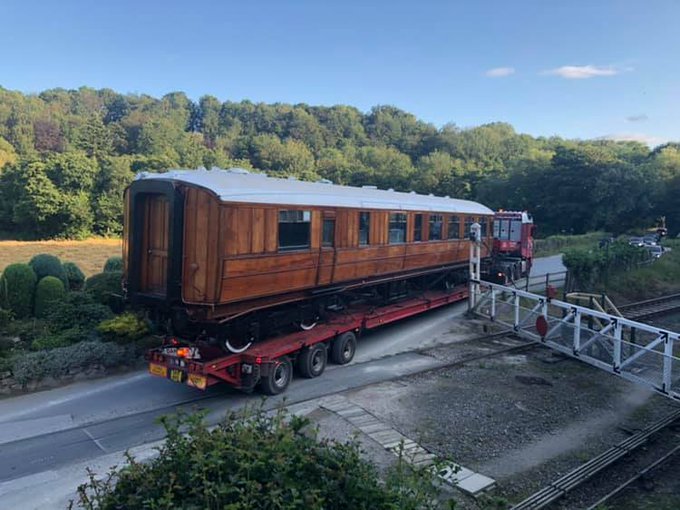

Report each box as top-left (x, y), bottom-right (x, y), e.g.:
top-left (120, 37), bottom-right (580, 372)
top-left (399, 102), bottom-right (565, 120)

top-left (490, 211), bottom-right (535, 281)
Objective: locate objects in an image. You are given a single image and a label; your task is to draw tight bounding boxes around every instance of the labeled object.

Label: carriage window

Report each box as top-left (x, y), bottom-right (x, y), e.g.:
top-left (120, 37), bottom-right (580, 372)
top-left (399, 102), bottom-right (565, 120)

top-left (278, 210), bottom-right (311, 251)
top-left (413, 214), bottom-right (423, 242)
top-left (429, 214), bottom-right (443, 241)
top-left (322, 219), bottom-right (335, 247)
top-left (359, 212), bottom-right (370, 245)
top-left (448, 215), bottom-right (461, 239)
top-left (389, 213), bottom-right (407, 244)
top-left (480, 217), bottom-right (488, 237)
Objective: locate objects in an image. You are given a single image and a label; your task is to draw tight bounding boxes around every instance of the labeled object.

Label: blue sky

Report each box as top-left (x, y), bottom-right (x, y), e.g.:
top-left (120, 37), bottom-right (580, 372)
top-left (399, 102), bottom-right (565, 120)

top-left (2, 0), bottom-right (678, 145)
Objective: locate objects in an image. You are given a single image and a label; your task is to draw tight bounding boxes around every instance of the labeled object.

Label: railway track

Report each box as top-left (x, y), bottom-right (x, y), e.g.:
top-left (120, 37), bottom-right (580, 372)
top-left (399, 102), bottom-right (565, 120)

top-left (585, 442), bottom-right (680, 510)
top-left (619, 293), bottom-right (680, 320)
top-left (510, 408), bottom-right (680, 510)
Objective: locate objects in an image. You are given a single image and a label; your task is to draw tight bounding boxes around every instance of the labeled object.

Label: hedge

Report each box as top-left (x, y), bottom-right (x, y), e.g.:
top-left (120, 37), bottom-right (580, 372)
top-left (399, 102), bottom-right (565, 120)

top-left (11, 341), bottom-right (136, 384)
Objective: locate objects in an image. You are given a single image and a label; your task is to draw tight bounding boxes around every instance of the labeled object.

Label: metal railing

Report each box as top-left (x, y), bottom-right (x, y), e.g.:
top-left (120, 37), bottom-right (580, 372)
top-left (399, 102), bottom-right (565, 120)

top-left (471, 280), bottom-right (680, 402)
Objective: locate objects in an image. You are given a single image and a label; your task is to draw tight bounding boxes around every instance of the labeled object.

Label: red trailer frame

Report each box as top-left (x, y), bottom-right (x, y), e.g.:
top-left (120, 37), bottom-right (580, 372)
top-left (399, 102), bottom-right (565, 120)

top-left (146, 286), bottom-right (468, 394)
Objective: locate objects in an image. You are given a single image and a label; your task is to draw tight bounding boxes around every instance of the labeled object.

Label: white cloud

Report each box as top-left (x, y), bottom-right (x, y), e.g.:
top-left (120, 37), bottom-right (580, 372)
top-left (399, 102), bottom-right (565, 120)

top-left (485, 67), bottom-right (515, 78)
top-left (544, 65), bottom-right (628, 79)
top-left (626, 114), bottom-right (648, 123)
top-left (599, 133), bottom-right (669, 147)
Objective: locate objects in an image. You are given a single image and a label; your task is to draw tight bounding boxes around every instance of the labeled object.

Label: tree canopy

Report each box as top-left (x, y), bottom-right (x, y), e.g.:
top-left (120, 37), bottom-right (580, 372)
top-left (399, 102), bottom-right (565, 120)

top-left (0, 85), bottom-right (677, 239)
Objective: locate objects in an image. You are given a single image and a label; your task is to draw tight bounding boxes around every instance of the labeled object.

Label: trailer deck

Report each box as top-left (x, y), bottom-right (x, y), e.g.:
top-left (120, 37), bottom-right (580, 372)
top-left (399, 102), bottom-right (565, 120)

top-left (146, 286), bottom-right (468, 394)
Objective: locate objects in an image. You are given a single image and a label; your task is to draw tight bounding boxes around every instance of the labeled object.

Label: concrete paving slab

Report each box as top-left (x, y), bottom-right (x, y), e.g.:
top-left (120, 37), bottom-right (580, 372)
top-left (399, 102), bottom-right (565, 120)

top-left (456, 473), bottom-right (496, 496)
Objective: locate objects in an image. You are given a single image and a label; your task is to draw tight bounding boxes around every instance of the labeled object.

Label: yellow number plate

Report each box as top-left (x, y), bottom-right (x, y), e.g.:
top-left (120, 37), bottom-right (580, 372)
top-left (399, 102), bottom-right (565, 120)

top-left (149, 363), bottom-right (167, 378)
top-left (187, 374), bottom-right (207, 390)
top-left (169, 369), bottom-right (185, 383)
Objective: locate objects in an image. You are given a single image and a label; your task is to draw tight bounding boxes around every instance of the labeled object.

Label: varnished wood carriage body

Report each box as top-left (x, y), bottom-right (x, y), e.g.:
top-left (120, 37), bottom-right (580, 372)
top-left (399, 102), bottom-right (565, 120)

top-left (123, 169), bottom-right (493, 334)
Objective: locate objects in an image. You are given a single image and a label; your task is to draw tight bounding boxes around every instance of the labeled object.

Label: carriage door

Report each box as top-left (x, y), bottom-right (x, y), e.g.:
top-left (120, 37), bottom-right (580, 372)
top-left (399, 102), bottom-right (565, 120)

top-left (141, 194), bottom-right (170, 296)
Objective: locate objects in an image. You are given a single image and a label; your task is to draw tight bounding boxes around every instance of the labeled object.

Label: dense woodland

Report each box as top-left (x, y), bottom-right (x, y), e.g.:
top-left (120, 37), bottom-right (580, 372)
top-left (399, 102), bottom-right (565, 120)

top-left (0, 86), bottom-right (678, 239)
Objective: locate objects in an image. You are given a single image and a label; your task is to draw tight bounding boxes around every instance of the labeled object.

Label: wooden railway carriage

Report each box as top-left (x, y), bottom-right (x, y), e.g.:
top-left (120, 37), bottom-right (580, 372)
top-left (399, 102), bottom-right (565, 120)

top-left (124, 168), bottom-right (494, 351)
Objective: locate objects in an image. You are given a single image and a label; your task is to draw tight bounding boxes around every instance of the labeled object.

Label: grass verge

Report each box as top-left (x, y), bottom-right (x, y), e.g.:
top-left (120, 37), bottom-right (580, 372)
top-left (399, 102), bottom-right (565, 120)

top-left (534, 232), bottom-right (608, 258)
top-left (0, 238), bottom-right (121, 276)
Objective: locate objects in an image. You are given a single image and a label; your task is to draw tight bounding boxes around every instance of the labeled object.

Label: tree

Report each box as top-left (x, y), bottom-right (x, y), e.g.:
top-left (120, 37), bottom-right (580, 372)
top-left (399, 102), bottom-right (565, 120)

top-left (249, 134), bottom-right (318, 180)
top-left (0, 136), bottom-right (17, 169)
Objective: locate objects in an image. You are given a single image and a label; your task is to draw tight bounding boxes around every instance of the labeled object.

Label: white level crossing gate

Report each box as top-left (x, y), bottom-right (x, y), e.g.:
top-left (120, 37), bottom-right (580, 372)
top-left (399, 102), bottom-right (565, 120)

top-left (470, 280), bottom-right (680, 402)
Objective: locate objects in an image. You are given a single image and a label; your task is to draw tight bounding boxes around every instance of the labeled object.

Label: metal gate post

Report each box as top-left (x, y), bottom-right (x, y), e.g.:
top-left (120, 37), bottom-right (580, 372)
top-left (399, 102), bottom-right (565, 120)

top-left (573, 309), bottom-right (582, 355)
top-left (468, 223), bottom-right (482, 310)
top-left (490, 288), bottom-right (496, 320)
top-left (514, 292), bottom-right (520, 330)
top-left (663, 333), bottom-right (673, 393)
top-left (613, 320), bottom-right (622, 371)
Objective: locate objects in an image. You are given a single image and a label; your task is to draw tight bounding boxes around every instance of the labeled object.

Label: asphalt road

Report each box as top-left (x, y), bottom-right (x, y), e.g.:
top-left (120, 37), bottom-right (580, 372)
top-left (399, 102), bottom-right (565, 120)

top-left (0, 300), bottom-right (472, 486)
top-left (0, 255), bottom-right (561, 503)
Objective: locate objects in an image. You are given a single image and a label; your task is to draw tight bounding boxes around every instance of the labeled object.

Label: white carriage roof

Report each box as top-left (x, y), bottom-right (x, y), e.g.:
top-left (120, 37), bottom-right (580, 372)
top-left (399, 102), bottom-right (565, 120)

top-left (135, 168), bottom-right (494, 215)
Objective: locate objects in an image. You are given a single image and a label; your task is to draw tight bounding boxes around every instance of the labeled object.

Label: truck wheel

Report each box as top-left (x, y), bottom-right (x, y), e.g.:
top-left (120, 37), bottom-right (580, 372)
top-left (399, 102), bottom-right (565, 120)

top-left (298, 344), bottom-right (327, 378)
top-left (331, 332), bottom-right (356, 365)
top-left (260, 357), bottom-right (292, 395)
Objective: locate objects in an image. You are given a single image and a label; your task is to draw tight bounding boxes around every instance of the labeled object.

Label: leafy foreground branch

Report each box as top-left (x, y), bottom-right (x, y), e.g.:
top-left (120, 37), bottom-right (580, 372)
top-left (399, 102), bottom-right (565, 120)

top-left (71, 405), bottom-right (455, 510)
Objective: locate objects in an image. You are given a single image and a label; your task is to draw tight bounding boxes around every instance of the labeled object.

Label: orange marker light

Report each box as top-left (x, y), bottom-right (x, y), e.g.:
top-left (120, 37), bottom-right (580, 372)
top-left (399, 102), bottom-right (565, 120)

top-left (177, 347), bottom-right (191, 358)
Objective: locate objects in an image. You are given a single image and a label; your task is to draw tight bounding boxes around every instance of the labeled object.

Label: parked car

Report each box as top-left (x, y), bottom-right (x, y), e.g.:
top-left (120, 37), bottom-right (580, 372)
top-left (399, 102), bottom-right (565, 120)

top-left (628, 237), bottom-right (644, 247)
top-left (642, 234), bottom-right (658, 246)
top-left (646, 245), bottom-right (664, 259)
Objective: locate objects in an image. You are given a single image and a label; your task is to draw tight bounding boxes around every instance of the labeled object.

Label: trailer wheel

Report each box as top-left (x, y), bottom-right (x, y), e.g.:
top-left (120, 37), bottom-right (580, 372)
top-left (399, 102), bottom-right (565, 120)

top-left (298, 344), bottom-right (327, 378)
top-left (260, 357), bottom-right (292, 395)
top-left (331, 332), bottom-right (357, 365)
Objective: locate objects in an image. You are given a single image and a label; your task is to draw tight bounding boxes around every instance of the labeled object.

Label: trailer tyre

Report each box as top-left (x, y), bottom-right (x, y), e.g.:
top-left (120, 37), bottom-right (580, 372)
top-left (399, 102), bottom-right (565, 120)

top-left (298, 344), bottom-right (327, 378)
top-left (331, 331), bottom-right (357, 365)
top-left (260, 357), bottom-right (292, 395)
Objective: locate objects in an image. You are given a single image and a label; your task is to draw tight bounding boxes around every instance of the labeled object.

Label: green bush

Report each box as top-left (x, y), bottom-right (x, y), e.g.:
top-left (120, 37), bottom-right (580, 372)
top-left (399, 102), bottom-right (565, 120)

top-left (11, 341), bottom-right (135, 384)
top-left (0, 263), bottom-right (37, 318)
top-left (29, 254), bottom-right (68, 287)
top-left (73, 406), bottom-right (444, 510)
top-left (32, 327), bottom-right (95, 351)
top-left (103, 256), bottom-right (123, 273)
top-left (85, 271), bottom-right (123, 311)
top-left (34, 276), bottom-right (66, 318)
top-left (0, 308), bottom-right (12, 329)
top-left (97, 313), bottom-right (149, 344)
top-left (63, 262), bottom-right (86, 291)
top-left (46, 292), bottom-right (113, 331)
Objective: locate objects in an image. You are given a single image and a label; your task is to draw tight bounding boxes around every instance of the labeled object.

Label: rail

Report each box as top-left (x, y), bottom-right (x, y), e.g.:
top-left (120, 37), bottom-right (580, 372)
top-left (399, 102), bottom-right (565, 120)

top-left (470, 280), bottom-right (680, 402)
top-left (510, 408), bottom-right (680, 510)
top-left (618, 292), bottom-right (680, 320)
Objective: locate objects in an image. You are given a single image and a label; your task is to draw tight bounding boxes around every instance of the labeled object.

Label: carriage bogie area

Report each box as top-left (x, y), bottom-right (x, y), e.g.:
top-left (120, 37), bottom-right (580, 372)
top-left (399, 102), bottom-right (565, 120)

top-left (146, 285), bottom-right (469, 394)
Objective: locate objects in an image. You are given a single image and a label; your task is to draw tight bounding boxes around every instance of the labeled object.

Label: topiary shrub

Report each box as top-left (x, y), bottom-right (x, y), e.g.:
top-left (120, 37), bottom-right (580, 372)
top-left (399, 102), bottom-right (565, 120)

top-left (63, 262), bottom-right (86, 291)
top-left (29, 254), bottom-right (68, 288)
top-left (97, 312), bottom-right (149, 344)
top-left (85, 271), bottom-right (123, 311)
top-left (0, 263), bottom-right (37, 319)
top-left (103, 256), bottom-right (123, 273)
top-left (34, 276), bottom-right (66, 318)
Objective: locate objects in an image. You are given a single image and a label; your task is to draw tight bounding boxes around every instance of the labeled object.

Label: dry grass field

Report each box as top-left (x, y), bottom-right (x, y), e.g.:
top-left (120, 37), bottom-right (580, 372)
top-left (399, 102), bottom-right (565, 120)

top-left (0, 238), bottom-right (122, 277)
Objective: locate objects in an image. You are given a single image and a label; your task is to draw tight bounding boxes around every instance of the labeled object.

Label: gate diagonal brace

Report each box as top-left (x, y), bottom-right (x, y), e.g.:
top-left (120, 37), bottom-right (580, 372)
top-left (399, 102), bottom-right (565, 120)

top-left (472, 280), bottom-right (680, 402)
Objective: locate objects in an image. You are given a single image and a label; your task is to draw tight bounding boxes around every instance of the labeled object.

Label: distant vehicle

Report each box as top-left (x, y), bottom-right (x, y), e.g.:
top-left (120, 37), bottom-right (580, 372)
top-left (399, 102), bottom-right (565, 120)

top-left (642, 234), bottom-right (658, 246)
top-left (628, 237), bottom-right (644, 247)
top-left (646, 245), bottom-right (663, 259)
